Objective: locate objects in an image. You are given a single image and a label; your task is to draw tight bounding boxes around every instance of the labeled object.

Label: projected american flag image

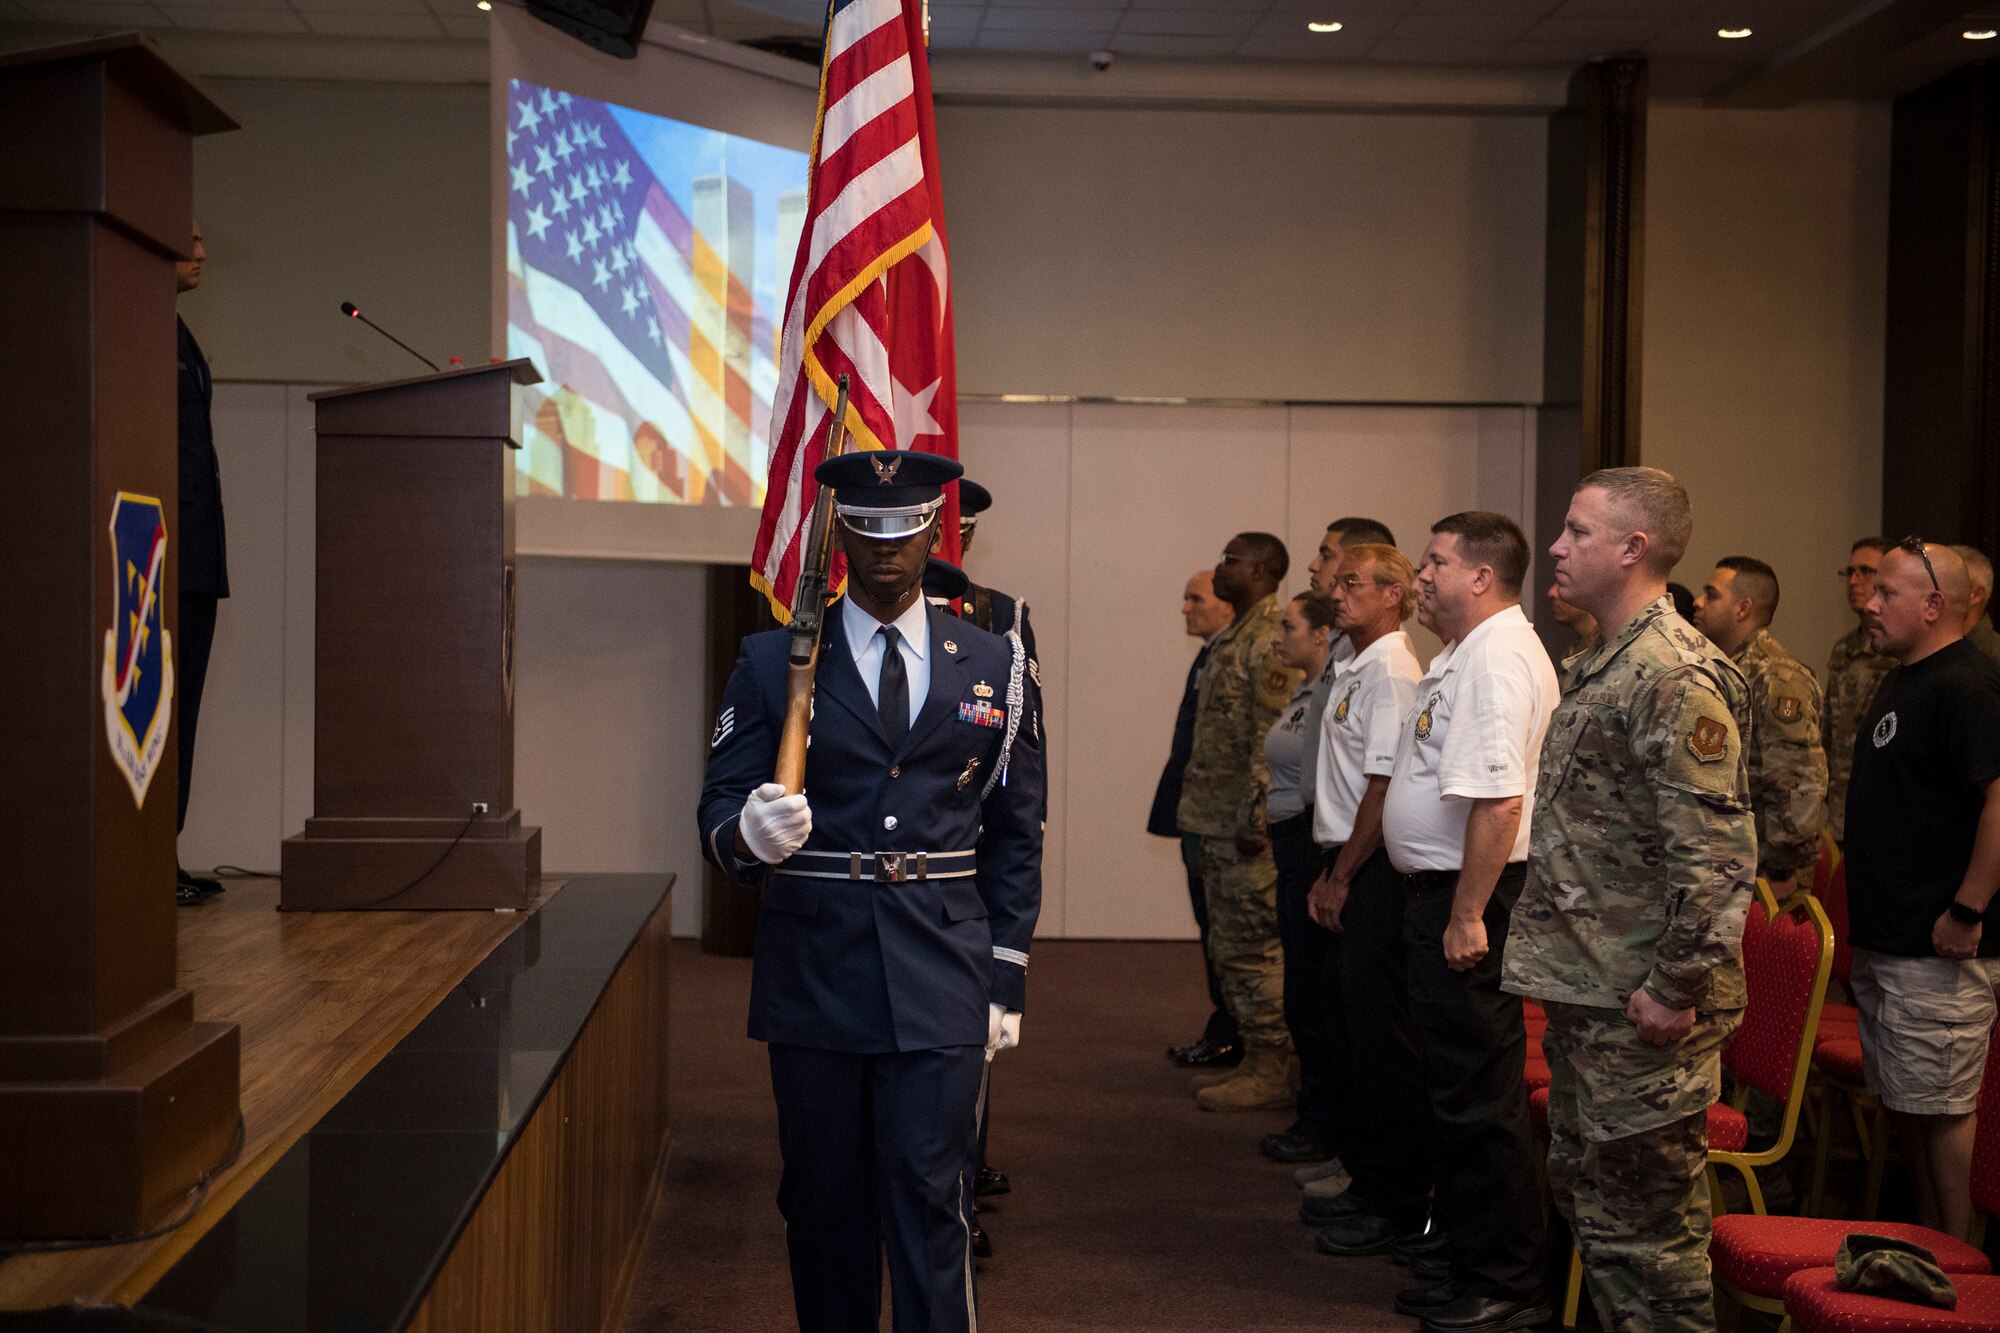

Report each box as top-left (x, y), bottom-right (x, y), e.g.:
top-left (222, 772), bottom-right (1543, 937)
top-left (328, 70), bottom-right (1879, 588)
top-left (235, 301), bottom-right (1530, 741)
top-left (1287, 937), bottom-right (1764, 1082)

top-left (505, 80), bottom-right (808, 504)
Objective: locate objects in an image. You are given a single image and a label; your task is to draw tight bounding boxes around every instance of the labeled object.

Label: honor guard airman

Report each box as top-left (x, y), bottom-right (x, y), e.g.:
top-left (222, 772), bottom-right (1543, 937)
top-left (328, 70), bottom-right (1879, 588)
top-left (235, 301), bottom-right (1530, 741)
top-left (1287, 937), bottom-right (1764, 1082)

top-left (698, 449), bottom-right (1045, 1333)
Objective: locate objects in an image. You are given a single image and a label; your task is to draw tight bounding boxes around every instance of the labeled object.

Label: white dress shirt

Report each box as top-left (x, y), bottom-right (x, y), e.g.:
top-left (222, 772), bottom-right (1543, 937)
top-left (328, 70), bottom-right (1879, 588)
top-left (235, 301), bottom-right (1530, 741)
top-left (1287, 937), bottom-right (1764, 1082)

top-left (1381, 603), bottom-right (1558, 872)
top-left (843, 594), bottom-right (930, 730)
top-left (1313, 629), bottom-right (1424, 847)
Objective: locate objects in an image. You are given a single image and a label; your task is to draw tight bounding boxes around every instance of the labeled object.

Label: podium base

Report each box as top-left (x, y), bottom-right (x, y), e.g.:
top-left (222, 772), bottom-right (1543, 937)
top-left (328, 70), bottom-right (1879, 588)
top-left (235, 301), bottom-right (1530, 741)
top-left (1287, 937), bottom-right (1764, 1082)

top-left (281, 815), bottom-right (542, 910)
top-left (0, 1019), bottom-right (241, 1240)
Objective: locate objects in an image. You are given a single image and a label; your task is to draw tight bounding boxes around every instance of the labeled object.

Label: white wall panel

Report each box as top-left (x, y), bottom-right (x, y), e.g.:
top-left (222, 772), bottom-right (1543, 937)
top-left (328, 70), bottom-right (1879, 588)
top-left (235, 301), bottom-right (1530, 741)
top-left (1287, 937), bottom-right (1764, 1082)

top-left (958, 402), bottom-right (1072, 935)
top-left (1065, 404), bottom-right (1292, 939)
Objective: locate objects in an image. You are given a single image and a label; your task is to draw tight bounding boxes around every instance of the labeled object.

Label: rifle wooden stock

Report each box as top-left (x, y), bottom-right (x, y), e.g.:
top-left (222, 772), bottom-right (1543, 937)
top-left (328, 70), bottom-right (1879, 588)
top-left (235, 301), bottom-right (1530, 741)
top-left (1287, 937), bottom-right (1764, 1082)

top-left (773, 374), bottom-right (850, 796)
top-left (775, 648), bottom-right (818, 794)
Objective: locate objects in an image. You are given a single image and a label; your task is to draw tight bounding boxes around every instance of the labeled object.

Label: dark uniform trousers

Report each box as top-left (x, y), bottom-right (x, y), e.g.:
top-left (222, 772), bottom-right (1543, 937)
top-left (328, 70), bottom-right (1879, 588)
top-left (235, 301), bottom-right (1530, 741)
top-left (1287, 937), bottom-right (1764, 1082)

top-left (1182, 833), bottom-right (1235, 1046)
top-left (1404, 861), bottom-right (1546, 1299)
top-left (698, 604), bottom-right (1043, 1333)
top-left (1336, 848), bottom-right (1435, 1218)
top-left (176, 315), bottom-right (227, 835)
top-left (1272, 812), bottom-right (1347, 1148)
top-left (771, 1044), bottom-right (987, 1333)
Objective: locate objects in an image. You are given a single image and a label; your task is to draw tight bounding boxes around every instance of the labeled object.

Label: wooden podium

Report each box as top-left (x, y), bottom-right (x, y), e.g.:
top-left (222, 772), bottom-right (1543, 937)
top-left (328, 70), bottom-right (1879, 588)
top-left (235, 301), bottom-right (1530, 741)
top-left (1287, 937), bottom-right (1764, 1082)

top-left (281, 361), bottom-right (544, 910)
top-left (0, 36), bottom-right (242, 1239)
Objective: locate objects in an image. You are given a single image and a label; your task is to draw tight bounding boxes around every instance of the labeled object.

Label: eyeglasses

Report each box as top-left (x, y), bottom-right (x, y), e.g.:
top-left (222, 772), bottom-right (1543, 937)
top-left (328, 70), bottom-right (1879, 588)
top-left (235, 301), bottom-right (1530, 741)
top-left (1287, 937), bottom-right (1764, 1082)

top-left (1900, 536), bottom-right (1941, 590)
top-left (1837, 562), bottom-right (1879, 579)
top-left (1219, 552), bottom-right (1253, 565)
top-left (1332, 573), bottom-right (1396, 593)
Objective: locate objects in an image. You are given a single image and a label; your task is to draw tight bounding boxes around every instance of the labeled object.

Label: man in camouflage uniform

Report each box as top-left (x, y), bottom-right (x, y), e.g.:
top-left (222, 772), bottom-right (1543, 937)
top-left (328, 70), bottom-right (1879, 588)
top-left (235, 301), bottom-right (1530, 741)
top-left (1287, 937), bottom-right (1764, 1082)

top-left (1825, 537), bottom-right (1894, 843)
top-left (1505, 468), bottom-right (1756, 1333)
top-left (1692, 556), bottom-right (1828, 899)
top-left (1181, 531), bottom-right (1303, 1111)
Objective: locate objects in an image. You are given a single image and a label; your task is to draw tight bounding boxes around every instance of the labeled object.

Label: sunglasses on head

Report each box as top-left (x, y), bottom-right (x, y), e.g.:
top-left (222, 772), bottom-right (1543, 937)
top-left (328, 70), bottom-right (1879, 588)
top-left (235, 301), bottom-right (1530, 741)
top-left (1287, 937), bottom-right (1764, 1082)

top-left (1899, 536), bottom-right (1940, 591)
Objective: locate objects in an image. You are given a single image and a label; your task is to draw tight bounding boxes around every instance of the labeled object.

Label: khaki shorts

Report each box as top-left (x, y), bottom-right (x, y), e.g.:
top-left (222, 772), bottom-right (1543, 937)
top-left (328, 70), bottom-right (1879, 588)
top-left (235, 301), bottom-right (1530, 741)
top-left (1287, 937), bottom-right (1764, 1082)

top-left (1851, 949), bottom-right (1999, 1116)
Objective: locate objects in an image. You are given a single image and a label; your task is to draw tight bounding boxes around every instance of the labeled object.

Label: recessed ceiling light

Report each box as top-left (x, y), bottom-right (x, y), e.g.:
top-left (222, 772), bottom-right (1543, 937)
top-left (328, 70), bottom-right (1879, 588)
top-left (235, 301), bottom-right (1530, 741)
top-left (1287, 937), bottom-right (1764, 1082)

top-left (1717, 26), bottom-right (1753, 37)
top-left (1965, 28), bottom-right (1997, 38)
top-left (1308, 20), bottom-right (1344, 32)
top-left (476, 0), bottom-right (492, 9)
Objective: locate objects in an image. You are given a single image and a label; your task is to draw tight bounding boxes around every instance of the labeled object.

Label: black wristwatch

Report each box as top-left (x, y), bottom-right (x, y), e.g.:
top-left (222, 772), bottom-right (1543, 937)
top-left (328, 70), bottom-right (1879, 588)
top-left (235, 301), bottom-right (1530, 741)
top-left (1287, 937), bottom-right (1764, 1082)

top-left (1948, 899), bottom-right (1987, 926)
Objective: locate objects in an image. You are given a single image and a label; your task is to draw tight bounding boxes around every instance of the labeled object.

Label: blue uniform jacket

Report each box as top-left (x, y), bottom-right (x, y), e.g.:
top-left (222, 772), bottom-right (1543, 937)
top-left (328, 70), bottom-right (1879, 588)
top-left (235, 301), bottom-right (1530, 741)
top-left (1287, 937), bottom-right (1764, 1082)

top-left (176, 316), bottom-right (229, 599)
top-left (698, 599), bottom-right (1044, 1054)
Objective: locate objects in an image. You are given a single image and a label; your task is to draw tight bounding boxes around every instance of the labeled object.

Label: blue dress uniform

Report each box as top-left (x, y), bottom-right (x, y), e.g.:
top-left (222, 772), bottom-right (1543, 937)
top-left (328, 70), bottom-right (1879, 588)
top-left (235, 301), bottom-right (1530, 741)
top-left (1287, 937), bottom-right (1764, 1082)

top-left (176, 315), bottom-right (228, 835)
top-left (699, 461), bottom-right (1043, 1333)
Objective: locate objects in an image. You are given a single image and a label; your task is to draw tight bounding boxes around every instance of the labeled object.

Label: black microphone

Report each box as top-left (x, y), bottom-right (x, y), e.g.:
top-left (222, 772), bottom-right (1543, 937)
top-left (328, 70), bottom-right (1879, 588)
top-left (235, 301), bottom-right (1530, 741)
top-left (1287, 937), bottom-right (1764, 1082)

top-left (339, 301), bottom-right (441, 373)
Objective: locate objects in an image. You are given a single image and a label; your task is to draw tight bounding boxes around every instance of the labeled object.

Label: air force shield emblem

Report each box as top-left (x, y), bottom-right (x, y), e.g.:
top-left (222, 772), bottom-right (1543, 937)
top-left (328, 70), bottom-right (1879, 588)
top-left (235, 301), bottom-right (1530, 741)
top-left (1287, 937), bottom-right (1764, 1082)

top-left (101, 493), bottom-right (174, 809)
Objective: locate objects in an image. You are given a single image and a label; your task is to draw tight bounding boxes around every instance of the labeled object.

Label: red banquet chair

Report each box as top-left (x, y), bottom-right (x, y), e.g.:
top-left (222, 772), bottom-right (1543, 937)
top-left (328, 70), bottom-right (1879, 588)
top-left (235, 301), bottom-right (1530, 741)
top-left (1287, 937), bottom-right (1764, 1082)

top-left (1717, 1019), bottom-right (2000, 1327)
top-left (1531, 897), bottom-right (1834, 1328)
top-left (1782, 1267), bottom-right (2000, 1333)
top-left (1806, 857), bottom-right (1892, 1218)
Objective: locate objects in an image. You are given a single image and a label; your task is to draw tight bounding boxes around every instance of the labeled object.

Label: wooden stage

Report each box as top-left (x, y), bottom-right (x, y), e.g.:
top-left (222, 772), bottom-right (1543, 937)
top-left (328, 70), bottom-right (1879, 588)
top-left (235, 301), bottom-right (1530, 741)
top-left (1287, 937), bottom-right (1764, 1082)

top-left (0, 873), bottom-right (673, 1332)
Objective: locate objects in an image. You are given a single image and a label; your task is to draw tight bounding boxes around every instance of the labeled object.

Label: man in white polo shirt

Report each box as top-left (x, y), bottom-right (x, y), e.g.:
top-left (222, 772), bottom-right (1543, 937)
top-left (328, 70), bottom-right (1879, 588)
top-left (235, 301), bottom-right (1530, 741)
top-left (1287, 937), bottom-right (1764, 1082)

top-left (1300, 543), bottom-right (1426, 1237)
top-left (1378, 512), bottom-right (1557, 1333)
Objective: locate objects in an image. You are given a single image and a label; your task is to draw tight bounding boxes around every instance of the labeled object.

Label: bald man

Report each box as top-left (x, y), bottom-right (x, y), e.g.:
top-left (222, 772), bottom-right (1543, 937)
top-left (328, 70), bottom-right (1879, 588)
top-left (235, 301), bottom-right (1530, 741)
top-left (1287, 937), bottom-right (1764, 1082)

top-left (1846, 540), bottom-right (2000, 1239)
top-left (1951, 545), bottom-right (2000, 664)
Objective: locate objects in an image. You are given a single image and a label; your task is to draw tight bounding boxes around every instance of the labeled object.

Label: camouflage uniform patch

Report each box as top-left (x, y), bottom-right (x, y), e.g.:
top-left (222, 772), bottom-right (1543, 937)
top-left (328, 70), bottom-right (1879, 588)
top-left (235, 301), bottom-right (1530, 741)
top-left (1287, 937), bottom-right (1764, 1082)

top-left (1543, 1001), bottom-right (1743, 1333)
top-left (1734, 627), bottom-right (1827, 878)
top-left (1505, 597), bottom-right (1756, 1014)
top-left (1197, 836), bottom-right (1288, 1049)
top-left (1823, 627), bottom-right (1893, 842)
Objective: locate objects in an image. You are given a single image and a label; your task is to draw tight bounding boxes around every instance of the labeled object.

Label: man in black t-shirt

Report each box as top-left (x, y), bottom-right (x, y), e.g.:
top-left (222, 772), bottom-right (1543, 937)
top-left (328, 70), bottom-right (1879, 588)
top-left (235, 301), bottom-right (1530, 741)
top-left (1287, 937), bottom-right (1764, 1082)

top-left (1846, 539), bottom-right (2000, 1240)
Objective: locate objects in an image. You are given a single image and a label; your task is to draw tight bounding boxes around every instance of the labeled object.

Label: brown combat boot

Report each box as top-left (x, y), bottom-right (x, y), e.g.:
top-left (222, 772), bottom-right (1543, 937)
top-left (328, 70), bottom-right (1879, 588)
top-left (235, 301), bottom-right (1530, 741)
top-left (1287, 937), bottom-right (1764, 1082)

top-left (1195, 1045), bottom-right (1296, 1112)
top-left (1190, 1064), bottom-right (1241, 1093)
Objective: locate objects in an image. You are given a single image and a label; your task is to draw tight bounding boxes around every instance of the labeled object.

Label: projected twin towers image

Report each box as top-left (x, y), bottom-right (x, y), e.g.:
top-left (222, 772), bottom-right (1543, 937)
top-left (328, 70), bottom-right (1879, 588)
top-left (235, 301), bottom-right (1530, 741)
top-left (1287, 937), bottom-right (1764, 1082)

top-left (505, 79), bottom-right (808, 505)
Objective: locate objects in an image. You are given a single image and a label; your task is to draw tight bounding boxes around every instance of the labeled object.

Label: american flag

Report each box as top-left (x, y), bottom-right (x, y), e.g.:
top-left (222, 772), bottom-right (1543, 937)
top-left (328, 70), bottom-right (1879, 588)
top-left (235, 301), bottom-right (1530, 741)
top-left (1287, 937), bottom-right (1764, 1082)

top-left (752, 0), bottom-right (961, 619)
top-left (506, 80), bottom-right (796, 504)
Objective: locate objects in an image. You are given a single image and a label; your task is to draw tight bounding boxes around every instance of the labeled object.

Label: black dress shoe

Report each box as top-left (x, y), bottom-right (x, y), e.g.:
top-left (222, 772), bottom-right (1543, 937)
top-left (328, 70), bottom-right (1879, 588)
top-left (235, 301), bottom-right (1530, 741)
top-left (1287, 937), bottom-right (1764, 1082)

top-left (1418, 1292), bottom-right (1554, 1333)
top-left (1300, 1189), bottom-right (1376, 1227)
top-left (972, 1224), bottom-right (992, 1259)
top-left (975, 1166), bottom-right (1010, 1198)
top-left (1167, 1037), bottom-right (1242, 1068)
top-left (1260, 1130), bottom-right (1332, 1164)
top-left (1315, 1211), bottom-right (1426, 1257)
top-left (178, 867), bottom-right (223, 898)
top-left (1409, 1252), bottom-right (1453, 1284)
top-left (176, 881), bottom-right (205, 907)
top-left (1390, 1228), bottom-right (1453, 1266)
top-left (1396, 1280), bottom-right (1465, 1317)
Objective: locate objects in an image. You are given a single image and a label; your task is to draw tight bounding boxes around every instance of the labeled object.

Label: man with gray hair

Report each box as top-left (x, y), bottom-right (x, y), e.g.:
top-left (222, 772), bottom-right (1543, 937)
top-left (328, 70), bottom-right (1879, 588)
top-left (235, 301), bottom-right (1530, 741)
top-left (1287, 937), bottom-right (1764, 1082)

top-left (1692, 556), bottom-right (1828, 899)
top-left (1951, 545), bottom-right (2000, 664)
top-left (1506, 466), bottom-right (1755, 1333)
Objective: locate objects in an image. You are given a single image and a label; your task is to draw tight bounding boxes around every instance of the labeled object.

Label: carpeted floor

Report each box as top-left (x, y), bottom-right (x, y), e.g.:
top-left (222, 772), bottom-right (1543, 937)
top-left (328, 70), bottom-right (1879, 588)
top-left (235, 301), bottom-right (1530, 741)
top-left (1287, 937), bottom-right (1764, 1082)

top-left (620, 938), bottom-right (1414, 1331)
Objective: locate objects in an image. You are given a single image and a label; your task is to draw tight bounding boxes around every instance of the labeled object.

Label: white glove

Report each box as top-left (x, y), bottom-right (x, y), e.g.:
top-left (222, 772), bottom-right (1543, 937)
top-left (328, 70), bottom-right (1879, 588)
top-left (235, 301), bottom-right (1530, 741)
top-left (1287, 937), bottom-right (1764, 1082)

top-left (739, 782), bottom-right (812, 864)
top-left (985, 1003), bottom-right (1022, 1063)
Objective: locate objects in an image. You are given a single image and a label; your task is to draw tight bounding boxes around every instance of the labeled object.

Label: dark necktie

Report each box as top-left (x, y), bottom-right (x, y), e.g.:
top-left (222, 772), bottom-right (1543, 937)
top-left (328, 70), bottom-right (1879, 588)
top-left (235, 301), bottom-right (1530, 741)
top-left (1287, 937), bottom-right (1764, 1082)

top-left (877, 626), bottom-right (909, 749)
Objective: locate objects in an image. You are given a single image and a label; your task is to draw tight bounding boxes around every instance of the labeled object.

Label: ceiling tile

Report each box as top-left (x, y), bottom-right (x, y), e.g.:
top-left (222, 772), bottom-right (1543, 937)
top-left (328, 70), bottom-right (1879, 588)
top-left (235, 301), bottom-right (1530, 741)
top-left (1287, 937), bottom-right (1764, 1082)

top-left (300, 11), bottom-right (446, 35)
top-left (434, 12), bottom-right (486, 36)
top-left (161, 0), bottom-right (293, 9)
top-left (299, 0), bottom-right (436, 12)
top-left (168, 4), bottom-right (305, 27)
top-left (1550, 0), bottom-right (1690, 17)
top-left (1413, 0), bottom-right (1562, 13)
top-left (980, 7), bottom-right (1126, 31)
top-left (1108, 30), bottom-right (1251, 51)
top-left (725, 0), bottom-right (819, 22)
top-left (1118, 8), bottom-right (1258, 33)
top-left (1505, 35), bottom-right (1630, 58)
top-left (1390, 12), bottom-right (1536, 39)
top-left (1521, 13), bottom-right (1676, 44)
top-left (1130, 0), bottom-right (1284, 9)
top-left (20, 0), bottom-right (161, 22)
top-left (974, 26), bottom-right (1114, 49)
top-left (1366, 34), bottom-right (1522, 58)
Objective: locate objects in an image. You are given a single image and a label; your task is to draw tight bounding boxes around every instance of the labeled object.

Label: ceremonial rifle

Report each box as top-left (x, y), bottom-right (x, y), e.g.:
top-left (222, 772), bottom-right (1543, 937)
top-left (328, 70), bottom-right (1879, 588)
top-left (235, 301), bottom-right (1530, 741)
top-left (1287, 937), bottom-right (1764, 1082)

top-left (774, 374), bottom-right (851, 794)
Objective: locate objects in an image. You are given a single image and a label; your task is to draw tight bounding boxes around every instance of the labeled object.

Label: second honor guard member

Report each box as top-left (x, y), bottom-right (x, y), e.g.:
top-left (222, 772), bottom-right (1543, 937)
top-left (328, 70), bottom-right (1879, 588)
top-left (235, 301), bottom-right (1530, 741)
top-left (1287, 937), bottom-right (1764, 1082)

top-left (698, 450), bottom-right (1045, 1333)
top-left (956, 479), bottom-right (1039, 664)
